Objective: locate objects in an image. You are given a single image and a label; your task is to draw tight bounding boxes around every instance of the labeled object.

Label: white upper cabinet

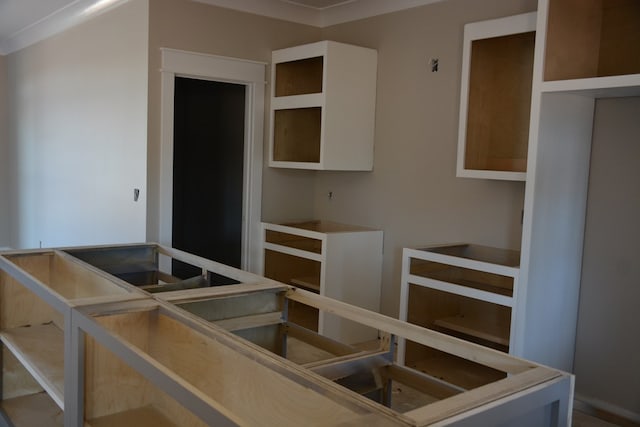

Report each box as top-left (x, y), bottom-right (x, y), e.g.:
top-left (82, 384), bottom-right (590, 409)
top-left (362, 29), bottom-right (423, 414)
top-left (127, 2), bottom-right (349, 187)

top-left (269, 41), bottom-right (378, 170)
top-left (456, 12), bottom-right (537, 181)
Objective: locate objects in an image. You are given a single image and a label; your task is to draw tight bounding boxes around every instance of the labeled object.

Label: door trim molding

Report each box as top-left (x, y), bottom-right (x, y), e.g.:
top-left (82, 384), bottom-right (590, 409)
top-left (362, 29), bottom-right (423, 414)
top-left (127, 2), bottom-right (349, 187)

top-left (159, 48), bottom-right (266, 273)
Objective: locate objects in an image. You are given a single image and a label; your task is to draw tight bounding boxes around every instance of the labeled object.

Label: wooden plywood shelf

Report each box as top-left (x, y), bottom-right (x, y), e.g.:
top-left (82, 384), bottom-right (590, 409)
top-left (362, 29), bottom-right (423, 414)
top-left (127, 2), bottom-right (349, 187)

top-left (407, 352), bottom-right (506, 391)
top-left (269, 41), bottom-right (377, 170)
top-left (87, 406), bottom-right (178, 427)
top-left (433, 314), bottom-right (510, 347)
top-left (290, 276), bottom-right (320, 293)
top-left (0, 323), bottom-right (65, 409)
top-left (0, 392), bottom-right (64, 427)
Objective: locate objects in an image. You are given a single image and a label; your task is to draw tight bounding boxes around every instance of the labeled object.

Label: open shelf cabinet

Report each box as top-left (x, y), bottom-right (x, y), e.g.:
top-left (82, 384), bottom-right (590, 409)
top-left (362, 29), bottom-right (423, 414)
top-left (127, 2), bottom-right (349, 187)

top-left (457, 12), bottom-right (536, 180)
top-left (269, 41), bottom-right (377, 170)
top-left (0, 249), bottom-right (145, 426)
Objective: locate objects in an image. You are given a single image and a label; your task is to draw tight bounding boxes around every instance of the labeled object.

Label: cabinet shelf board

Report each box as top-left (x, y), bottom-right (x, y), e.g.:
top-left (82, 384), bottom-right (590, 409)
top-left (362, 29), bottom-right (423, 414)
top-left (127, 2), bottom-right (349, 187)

top-left (290, 276), bottom-right (321, 293)
top-left (0, 392), bottom-right (64, 427)
top-left (87, 405), bottom-right (178, 427)
top-left (433, 314), bottom-right (510, 347)
top-left (0, 323), bottom-right (65, 409)
top-left (408, 274), bottom-right (513, 307)
top-left (540, 74), bottom-right (640, 98)
top-left (415, 244), bottom-right (520, 268)
top-left (407, 353), bottom-right (506, 391)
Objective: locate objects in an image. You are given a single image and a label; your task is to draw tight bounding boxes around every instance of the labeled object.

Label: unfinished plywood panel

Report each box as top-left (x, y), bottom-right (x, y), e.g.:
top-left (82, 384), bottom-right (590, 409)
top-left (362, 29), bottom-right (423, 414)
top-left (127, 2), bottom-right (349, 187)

top-left (275, 57), bottom-right (323, 97)
top-left (3, 251), bottom-right (134, 302)
top-left (465, 32), bottom-right (534, 172)
top-left (0, 392), bottom-right (64, 427)
top-left (545, 0), bottom-right (640, 80)
top-left (0, 256), bottom-right (62, 329)
top-left (84, 322), bottom-right (208, 427)
top-left (89, 307), bottom-right (402, 427)
top-left (272, 107), bottom-right (322, 163)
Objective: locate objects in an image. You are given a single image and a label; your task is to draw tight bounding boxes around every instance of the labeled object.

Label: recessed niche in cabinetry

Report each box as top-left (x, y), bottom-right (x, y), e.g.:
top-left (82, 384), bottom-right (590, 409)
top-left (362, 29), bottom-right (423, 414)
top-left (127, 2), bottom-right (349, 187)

top-left (269, 41), bottom-right (377, 170)
top-left (545, 0), bottom-right (640, 81)
top-left (457, 12), bottom-right (536, 180)
top-left (272, 107), bottom-right (322, 163)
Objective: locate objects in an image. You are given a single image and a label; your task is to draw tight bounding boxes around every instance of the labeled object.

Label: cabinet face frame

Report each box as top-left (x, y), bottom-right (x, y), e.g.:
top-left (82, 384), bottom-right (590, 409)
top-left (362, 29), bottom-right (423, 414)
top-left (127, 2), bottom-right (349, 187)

top-left (456, 12), bottom-right (537, 181)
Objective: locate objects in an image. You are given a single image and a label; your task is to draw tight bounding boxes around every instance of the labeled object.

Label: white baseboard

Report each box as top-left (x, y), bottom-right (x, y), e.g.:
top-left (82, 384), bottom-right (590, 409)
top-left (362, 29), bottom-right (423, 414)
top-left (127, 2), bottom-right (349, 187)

top-left (574, 395), bottom-right (640, 424)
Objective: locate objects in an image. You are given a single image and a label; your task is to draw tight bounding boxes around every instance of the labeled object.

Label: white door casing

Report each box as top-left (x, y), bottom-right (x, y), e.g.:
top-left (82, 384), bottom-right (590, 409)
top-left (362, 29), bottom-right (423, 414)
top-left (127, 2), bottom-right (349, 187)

top-left (159, 48), bottom-right (265, 273)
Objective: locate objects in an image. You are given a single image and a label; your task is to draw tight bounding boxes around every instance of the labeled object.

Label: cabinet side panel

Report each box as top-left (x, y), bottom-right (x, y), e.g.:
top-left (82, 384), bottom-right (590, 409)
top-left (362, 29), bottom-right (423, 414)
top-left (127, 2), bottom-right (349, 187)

top-left (323, 44), bottom-right (377, 170)
top-left (323, 231), bottom-right (382, 343)
top-left (521, 93), bottom-right (593, 370)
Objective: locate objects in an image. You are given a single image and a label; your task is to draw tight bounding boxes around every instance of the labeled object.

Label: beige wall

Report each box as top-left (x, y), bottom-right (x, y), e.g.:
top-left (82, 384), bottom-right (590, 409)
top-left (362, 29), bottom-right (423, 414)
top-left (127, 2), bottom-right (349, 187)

top-left (6, 0), bottom-right (149, 248)
top-left (317, 0), bottom-right (535, 314)
top-left (146, 0), bottom-right (535, 316)
top-left (146, 0), bottom-right (322, 242)
top-left (0, 54), bottom-right (8, 247)
top-left (574, 97), bottom-right (640, 418)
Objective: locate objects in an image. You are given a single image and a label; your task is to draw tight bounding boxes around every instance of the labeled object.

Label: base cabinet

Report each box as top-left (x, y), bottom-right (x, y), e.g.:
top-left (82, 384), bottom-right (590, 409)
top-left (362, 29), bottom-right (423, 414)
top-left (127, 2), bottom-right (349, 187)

top-left (398, 244), bottom-right (520, 389)
top-left (262, 221), bottom-right (383, 344)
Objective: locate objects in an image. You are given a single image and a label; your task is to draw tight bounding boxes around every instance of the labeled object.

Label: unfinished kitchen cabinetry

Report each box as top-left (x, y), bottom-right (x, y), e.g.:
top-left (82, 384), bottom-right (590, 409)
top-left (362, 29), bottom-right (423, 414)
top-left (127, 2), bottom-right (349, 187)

top-left (457, 12), bottom-right (536, 180)
top-left (543, 0), bottom-right (640, 82)
top-left (262, 221), bottom-right (382, 344)
top-left (0, 250), bottom-right (143, 426)
top-left (268, 41), bottom-right (377, 170)
top-left (398, 244), bottom-right (520, 389)
top-left (0, 244), bottom-right (574, 426)
top-left (515, 0), bottom-right (640, 377)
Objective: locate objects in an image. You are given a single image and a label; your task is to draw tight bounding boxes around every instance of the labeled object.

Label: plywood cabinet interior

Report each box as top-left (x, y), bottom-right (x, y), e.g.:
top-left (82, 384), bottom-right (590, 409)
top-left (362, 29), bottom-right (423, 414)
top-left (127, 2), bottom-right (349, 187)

top-left (1, 244), bottom-right (574, 426)
top-left (269, 41), bottom-right (377, 170)
top-left (262, 221), bottom-right (382, 344)
top-left (457, 12), bottom-right (536, 180)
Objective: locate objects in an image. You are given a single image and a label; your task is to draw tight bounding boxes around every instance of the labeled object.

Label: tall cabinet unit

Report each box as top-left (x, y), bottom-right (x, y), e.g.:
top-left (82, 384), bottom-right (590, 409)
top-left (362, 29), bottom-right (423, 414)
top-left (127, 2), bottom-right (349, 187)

top-left (262, 221), bottom-right (383, 344)
top-left (268, 41), bottom-right (377, 170)
top-left (519, 0), bottom-right (640, 373)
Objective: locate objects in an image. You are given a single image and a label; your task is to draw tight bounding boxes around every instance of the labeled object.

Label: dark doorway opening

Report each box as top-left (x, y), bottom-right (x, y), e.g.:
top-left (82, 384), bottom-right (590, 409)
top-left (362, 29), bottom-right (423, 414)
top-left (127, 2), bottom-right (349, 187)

top-left (172, 77), bottom-right (246, 284)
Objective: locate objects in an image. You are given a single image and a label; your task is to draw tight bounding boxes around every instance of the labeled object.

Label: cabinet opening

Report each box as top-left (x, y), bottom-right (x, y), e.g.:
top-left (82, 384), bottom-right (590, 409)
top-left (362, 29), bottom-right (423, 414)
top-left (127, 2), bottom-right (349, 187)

top-left (403, 344), bottom-right (506, 390)
top-left (265, 230), bottom-right (322, 254)
top-left (85, 332), bottom-right (208, 426)
top-left (465, 31), bottom-right (534, 172)
top-left (275, 57), bottom-right (323, 97)
top-left (273, 108), bottom-right (321, 163)
top-left (264, 249), bottom-right (320, 331)
top-left (409, 259), bottom-right (514, 297)
top-left (407, 284), bottom-right (511, 351)
top-left (545, 0), bottom-right (640, 80)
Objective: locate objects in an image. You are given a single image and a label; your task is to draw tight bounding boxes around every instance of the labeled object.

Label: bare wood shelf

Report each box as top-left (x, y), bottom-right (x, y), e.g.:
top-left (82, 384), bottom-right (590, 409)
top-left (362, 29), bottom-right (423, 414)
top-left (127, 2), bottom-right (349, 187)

top-left (0, 323), bottom-right (65, 409)
top-left (87, 405), bottom-right (178, 427)
top-left (433, 314), bottom-right (510, 347)
top-left (0, 392), bottom-right (64, 427)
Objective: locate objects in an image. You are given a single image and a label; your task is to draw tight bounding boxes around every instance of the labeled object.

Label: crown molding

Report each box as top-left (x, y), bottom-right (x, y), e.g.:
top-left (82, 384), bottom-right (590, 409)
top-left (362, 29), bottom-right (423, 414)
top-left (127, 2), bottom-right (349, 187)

top-left (0, 0), bottom-right (130, 55)
top-left (194, 0), bottom-right (445, 28)
top-left (0, 0), bottom-right (446, 55)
